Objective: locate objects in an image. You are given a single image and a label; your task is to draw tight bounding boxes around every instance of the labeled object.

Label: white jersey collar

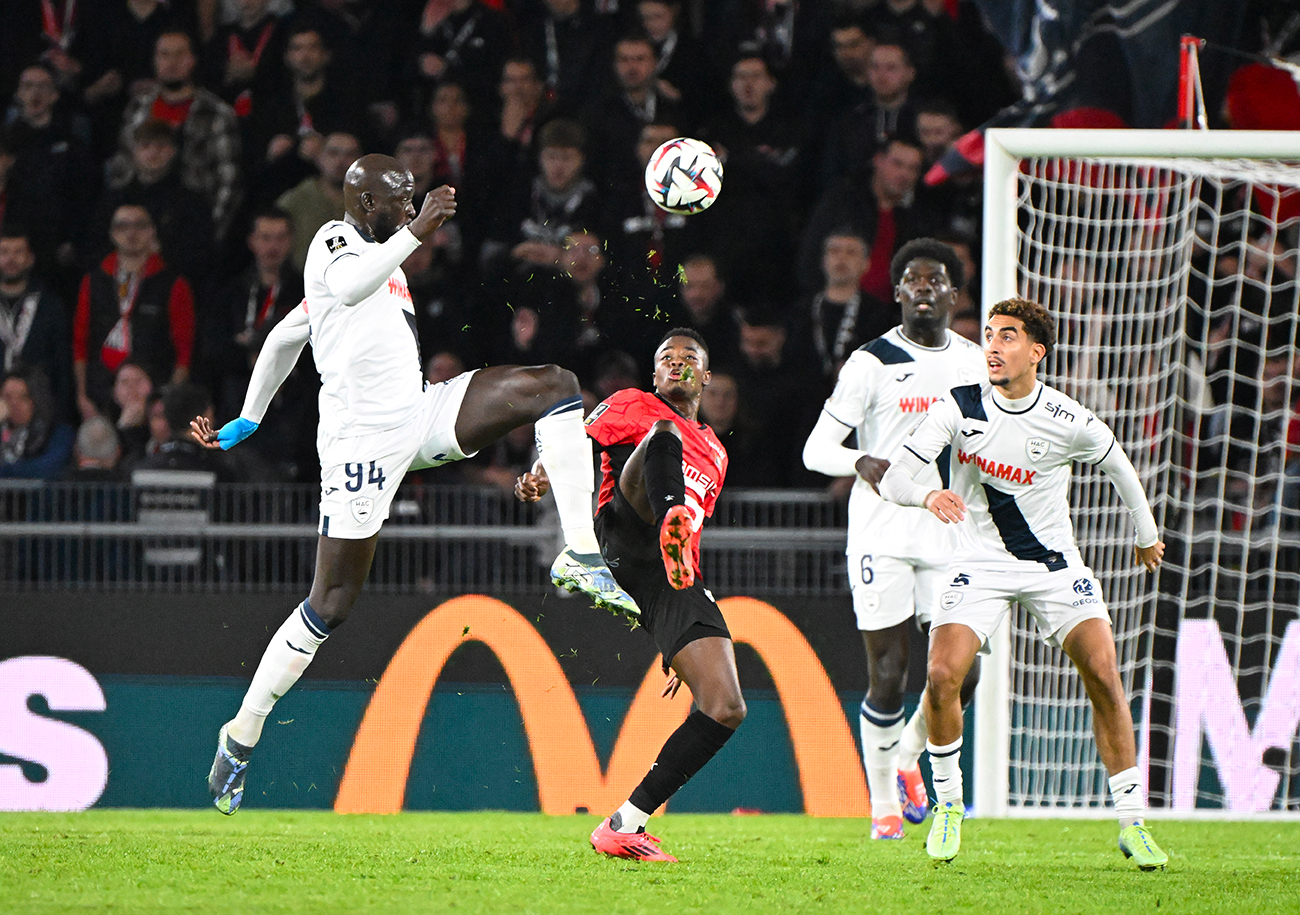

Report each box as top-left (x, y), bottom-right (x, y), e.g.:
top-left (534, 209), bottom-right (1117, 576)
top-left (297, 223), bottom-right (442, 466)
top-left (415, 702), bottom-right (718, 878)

top-left (991, 381), bottom-right (1043, 414)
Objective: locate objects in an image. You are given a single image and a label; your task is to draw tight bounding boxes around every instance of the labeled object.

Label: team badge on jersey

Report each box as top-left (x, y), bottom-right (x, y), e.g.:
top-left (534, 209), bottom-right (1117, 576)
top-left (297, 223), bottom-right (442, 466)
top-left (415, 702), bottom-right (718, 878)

top-left (1026, 438), bottom-right (1050, 462)
top-left (326, 235), bottom-right (348, 253)
top-left (350, 497), bottom-right (373, 522)
top-left (940, 590), bottom-right (963, 610)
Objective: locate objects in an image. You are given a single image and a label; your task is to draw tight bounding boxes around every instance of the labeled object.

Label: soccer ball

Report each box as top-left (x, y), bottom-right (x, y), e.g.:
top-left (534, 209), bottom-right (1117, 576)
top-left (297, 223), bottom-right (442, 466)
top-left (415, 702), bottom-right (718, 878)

top-left (644, 137), bottom-right (723, 215)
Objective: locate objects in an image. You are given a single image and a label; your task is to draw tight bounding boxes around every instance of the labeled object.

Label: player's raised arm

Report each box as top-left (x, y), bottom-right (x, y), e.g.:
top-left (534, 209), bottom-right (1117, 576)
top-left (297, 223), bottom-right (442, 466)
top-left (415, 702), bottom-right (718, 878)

top-left (191, 302), bottom-right (310, 450)
top-left (878, 398), bottom-right (965, 522)
top-left (324, 168), bottom-right (456, 305)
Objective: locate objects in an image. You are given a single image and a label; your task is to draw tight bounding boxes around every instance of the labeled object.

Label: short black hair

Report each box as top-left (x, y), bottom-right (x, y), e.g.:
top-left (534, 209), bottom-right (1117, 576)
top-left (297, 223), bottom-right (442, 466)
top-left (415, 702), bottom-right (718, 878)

top-left (132, 117), bottom-right (178, 147)
top-left (156, 27), bottom-right (196, 49)
top-left (161, 382), bottom-right (212, 436)
top-left (0, 223), bottom-right (31, 244)
top-left (617, 29), bottom-right (659, 56)
top-left (2, 365), bottom-right (55, 424)
top-left (657, 326), bottom-right (709, 358)
top-left (538, 118), bottom-right (587, 152)
top-left (286, 20), bottom-right (329, 48)
top-left (890, 237), bottom-right (965, 290)
top-left (249, 206), bottom-right (293, 230)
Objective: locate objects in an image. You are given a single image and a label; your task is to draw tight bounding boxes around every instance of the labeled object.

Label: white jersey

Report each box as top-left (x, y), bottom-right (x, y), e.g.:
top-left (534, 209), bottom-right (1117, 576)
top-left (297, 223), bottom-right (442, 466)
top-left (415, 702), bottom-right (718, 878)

top-left (824, 327), bottom-right (985, 554)
top-left (304, 220), bottom-right (424, 440)
top-left (899, 380), bottom-right (1116, 571)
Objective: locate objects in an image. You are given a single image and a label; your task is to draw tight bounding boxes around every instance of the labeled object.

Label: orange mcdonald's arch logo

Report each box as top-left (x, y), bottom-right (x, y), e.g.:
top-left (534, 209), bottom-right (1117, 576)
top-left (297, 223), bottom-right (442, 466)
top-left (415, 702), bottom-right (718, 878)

top-left (335, 595), bottom-right (870, 817)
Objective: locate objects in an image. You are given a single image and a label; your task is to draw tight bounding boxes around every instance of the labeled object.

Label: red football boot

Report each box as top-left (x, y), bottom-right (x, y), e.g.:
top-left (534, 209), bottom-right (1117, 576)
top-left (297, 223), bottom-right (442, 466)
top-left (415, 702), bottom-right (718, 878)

top-left (590, 817), bottom-right (679, 862)
top-left (898, 766), bottom-right (930, 824)
top-left (871, 815), bottom-right (905, 840)
top-left (659, 504), bottom-right (695, 590)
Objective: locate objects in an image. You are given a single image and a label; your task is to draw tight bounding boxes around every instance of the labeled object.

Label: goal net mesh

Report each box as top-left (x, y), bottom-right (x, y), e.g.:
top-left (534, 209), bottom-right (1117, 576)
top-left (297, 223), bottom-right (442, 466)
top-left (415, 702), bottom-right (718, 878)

top-left (1008, 153), bottom-right (1300, 811)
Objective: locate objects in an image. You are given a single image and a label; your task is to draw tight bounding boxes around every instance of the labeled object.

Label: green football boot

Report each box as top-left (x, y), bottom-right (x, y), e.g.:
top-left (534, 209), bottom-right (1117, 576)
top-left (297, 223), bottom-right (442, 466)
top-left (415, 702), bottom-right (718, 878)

top-left (1118, 824), bottom-right (1168, 871)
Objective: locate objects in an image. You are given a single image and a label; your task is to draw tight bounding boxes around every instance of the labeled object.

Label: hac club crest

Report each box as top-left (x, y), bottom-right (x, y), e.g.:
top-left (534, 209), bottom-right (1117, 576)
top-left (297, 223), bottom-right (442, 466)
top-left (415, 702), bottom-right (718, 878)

top-left (351, 497), bottom-right (374, 523)
top-left (1026, 438), bottom-right (1050, 462)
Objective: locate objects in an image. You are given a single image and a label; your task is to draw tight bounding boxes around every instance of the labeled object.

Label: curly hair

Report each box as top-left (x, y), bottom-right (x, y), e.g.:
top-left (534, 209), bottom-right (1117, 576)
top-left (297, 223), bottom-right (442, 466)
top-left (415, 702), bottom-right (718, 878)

top-left (988, 297), bottom-right (1056, 358)
top-left (890, 237), bottom-right (966, 291)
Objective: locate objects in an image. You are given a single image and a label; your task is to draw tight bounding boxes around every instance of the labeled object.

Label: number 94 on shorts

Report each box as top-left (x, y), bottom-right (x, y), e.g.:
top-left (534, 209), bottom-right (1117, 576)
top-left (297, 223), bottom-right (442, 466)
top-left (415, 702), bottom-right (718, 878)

top-left (319, 458), bottom-right (397, 539)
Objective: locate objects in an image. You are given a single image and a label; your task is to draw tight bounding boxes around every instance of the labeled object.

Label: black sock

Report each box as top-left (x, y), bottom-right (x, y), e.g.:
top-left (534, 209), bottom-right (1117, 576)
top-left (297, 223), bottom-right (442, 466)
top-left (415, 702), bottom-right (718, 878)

top-left (643, 432), bottom-right (685, 526)
top-left (629, 710), bottom-right (736, 814)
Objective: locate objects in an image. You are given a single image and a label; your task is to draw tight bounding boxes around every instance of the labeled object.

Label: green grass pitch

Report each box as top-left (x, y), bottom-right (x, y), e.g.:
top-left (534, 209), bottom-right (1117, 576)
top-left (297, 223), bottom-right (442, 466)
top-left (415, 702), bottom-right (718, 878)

top-left (3, 811), bottom-right (1297, 914)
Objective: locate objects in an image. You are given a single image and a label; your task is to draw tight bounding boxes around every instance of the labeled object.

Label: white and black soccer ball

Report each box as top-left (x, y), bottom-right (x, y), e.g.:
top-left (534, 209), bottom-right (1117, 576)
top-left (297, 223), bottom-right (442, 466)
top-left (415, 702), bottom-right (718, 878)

top-left (644, 137), bottom-right (723, 215)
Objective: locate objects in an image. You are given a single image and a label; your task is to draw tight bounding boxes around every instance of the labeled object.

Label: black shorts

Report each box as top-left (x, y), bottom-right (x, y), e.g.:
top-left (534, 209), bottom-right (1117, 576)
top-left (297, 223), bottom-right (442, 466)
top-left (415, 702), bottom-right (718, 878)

top-left (595, 485), bottom-right (730, 670)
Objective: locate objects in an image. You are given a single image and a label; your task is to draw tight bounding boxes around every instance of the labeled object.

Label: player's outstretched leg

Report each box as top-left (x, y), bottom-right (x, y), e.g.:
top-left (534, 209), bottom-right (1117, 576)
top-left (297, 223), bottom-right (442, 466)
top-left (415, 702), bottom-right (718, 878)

top-left (642, 428), bottom-right (694, 589)
top-left (1063, 619), bottom-right (1167, 870)
top-left (617, 421), bottom-right (695, 591)
top-left (456, 365), bottom-right (638, 616)
top-left (208, 537), bottom-right (373, 813)
top-left (592, 637), bottom-right (744, 861)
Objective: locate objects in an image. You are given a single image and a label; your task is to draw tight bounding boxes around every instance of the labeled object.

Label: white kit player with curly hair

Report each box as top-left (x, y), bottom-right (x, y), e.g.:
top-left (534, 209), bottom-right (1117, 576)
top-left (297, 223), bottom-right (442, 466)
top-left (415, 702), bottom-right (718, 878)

top-left (879, 296), bottom-right (1169, 870)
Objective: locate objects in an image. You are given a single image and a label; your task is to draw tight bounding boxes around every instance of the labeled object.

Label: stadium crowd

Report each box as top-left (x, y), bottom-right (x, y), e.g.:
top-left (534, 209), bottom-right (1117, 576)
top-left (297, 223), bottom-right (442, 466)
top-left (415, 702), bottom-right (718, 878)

top-left (0, 0), bottom-right (1296, 492)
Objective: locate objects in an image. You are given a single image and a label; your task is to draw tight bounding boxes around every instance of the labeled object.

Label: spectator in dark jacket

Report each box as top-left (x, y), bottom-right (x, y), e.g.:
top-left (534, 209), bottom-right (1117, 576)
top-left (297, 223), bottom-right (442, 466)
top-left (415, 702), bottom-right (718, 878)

top-left (0, 226), bottom-right (72, 420)
top-left (0, 367), bottom-right (74, 479)
top-left (136, 381), bottom-right (239, 482)
top-left (73, 205), bottom-right (196, 419)
top-left (3, 61), bottom-right (96, 269)
top-left (90, 118), bottom-right (217, 286)
top-left (106, 29), bottom-right (243, 240)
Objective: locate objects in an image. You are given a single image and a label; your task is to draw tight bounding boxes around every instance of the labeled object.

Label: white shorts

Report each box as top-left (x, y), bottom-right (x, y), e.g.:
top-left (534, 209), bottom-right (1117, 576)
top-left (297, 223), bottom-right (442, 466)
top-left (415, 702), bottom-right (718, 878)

top-left (931, 564), bottom-right (1111, 652)
top-left (318, 371), bottom-right (477, 539)
top-left (847, 552), bottom-right (949, 631)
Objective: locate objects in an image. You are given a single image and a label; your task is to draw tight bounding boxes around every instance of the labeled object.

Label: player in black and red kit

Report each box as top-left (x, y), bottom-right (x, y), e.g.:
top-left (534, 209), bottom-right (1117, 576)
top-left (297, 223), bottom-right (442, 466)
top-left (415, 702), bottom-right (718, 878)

top-left (515, 328), bottom-right (743, 862)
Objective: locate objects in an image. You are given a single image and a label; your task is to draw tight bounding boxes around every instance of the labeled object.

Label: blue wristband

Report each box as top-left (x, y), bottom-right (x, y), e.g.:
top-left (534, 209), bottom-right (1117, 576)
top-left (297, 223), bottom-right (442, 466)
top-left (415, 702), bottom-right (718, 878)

top-left (216, 417), bottom-right (259, 450)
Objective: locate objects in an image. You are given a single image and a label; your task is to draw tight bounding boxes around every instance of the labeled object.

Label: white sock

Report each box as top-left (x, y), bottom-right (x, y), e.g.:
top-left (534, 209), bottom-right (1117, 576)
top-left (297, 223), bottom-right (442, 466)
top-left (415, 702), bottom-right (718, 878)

top-left (227, 601), bottom-right (329, 746)
top-left (1108, 766), bottom-right (1146, 829)
top-left (613, 799), bottom-right (651, 833)
top-left (534, 399), bottom-right (600, 554)
top-left (898, 694), bottom-right (929, 771)
top-left (860, 699), bottom-right (905, 819)
top-left (927, 737), bottom-right (964, 808)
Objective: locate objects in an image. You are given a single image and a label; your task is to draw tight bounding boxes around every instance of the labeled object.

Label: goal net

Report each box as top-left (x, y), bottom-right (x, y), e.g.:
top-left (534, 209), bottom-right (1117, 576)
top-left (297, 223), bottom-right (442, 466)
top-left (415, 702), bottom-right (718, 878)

top-left (976, 129), bottom-right (1300, 815)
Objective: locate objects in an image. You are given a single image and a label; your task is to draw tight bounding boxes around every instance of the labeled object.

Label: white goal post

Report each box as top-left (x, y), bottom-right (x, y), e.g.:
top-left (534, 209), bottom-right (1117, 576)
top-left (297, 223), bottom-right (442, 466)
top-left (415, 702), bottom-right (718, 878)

top-left (976, 128), bottom-right (1300, 817)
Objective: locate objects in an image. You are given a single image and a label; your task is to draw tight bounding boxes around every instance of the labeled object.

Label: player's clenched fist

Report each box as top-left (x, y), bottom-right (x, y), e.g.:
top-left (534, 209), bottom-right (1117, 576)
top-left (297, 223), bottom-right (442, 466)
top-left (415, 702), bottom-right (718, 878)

top-left (514, 463), bottom-right (551, 502)
top-left (923, 488), bottom-right (966, 523)
top-left (408, 185), bottom-right (457, 241)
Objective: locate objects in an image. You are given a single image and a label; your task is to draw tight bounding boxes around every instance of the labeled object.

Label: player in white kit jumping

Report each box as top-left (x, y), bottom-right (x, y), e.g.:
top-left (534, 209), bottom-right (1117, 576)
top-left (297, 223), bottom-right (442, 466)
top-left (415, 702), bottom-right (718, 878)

top-left (879, 296), bottom-right (1168, 870)
top-left (195, 155), bottom-right (636, 814)
top-left (802, 239), bottom-right (985, 839)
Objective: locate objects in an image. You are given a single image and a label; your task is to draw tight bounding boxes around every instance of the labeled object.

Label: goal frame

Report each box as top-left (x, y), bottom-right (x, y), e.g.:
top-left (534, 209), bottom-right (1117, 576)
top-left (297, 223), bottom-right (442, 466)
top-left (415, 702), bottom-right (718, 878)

top-left (976, 128), bottom-right (1300, 818)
